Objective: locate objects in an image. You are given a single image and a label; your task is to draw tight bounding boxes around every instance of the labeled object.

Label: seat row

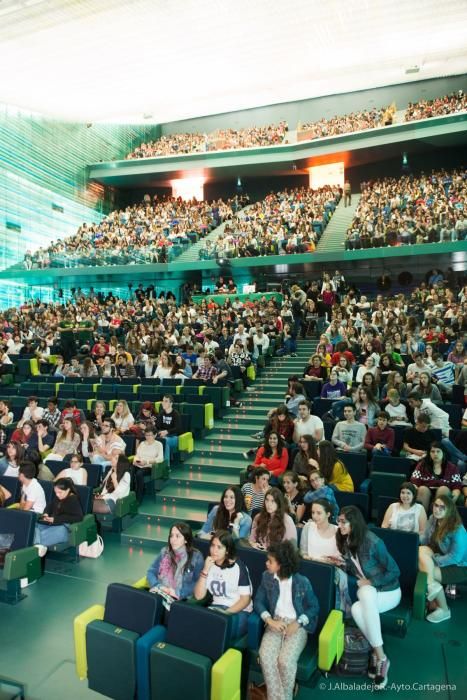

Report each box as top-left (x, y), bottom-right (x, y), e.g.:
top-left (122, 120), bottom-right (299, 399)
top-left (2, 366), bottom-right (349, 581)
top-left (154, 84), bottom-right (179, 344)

top-left (74, 526), bottom-right (426, 700)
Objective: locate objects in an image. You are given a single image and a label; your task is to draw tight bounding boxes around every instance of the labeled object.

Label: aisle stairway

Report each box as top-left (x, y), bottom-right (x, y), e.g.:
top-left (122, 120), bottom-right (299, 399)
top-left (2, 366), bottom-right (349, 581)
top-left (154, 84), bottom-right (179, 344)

top-left (122, 338), bottom-right (317, 550)
top-left (315, 194), bottom-right (360, 253)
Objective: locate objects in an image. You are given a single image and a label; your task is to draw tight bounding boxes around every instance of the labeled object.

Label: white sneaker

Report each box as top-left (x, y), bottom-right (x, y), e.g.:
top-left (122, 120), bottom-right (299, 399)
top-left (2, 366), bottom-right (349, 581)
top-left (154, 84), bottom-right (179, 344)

top-left (35, 544), bottom-right (48, 557)
top-left (426, 608), bottom-right (451, 624)
top-left (426, 581), bottom-right (443, 601)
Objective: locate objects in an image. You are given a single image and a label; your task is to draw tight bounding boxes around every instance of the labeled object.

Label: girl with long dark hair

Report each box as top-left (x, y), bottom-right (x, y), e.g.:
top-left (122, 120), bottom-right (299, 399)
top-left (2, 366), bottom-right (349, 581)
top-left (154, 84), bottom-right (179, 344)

top-left (336, 506), bottom-right (401, 690)
top-left (317, 440), bottom-right (354, 492)
top-left (253, 431), bottom-right (289, 478)
top-left (199, 486), bottom-right (252, 540)
top-left (249, 487), bottom-right (297, 549)
top-left (147, 522), bottom-right (204, 605)
top-left (194, 530), bottom-right (252, 637)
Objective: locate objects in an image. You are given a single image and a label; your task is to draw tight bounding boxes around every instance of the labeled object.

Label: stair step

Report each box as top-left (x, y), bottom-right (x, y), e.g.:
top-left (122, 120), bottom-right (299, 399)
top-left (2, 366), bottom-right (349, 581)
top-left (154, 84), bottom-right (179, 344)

top-left (171, 467), bottom-right (239, 485)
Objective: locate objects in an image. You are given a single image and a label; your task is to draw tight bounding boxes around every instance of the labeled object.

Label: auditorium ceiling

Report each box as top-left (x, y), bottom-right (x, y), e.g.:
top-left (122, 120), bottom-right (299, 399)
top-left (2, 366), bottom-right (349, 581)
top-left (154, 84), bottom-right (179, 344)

top-left (0, 0), bottom-right (465, 123)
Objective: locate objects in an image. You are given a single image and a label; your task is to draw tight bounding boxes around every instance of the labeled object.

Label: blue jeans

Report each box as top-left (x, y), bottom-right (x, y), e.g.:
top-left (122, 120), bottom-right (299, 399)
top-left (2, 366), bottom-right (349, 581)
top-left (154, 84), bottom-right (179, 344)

top-left (34, 523), bottom-right (70, 546)
top-left (372, 446), bottom-right (392, 456)
top-left (160, 435), bottom-right (178, 464)
top-left (441, 438), bottom-right (467, 475)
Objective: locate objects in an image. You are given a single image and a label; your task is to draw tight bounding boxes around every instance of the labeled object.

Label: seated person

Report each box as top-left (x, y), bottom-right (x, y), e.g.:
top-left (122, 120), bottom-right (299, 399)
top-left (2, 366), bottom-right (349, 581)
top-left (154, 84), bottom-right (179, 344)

top-left (320, 370), bottom-right (347, 400)
top-left (402, 414), bottom-right (436, 461)
top-left (134, 402), bottom-right (158, 433)
top-left (331, 404), bottom-right (367, 452)
top-left (18, 461), bottom-right (46, 514)
top-left (92, 418), bottom-right (126, 469)
top-left (155, 394), bottom-right (182, 464)
top-left (336, 506), bottom-right (401, 690)
top-left (381, 481), bottom-right (427, 534)
top-left (44, 418), bottom-right (81, 462)
top-left (194, 530), bottom-right (252, 638)
top-left (0, 441), bottom-right (24, 477)
top-left (316, 440), bottom-right (354, 492)
top-left (383, 389), bottom-right (411, 426)
top-left (293, 400), bottom-right (324, 443)
top-left (282, 471), bottom-right (306, 524)
top-left (11, 421), bottom-right (36, 451)
top-left (147, 522), bottom-right (204, 607)
top-left (364, 411), bottom-right (395, 456)
top-left (291, 434), bottom-right (319, 481)
top-left (253, 431), bottom-right (288, 478)
top-left (132, 427), bottom-right (164, 503)
top-left (302, 354), bottom-right (328, 383)
top-left (303, 470), bottom-right (339, 521)
top-left (300, 498), bottom-right (341, 562)
top-left (410, 442), bottom-right (462, 511)
top-left (249, 487), bottom-right (297, 549)
top-left (255, 541), bottom-right (319, 700)
top-left (34, 477), bottom-right (83, 553)
top-left (55, 453), bottom-right (88, 485)
top-left (418, 494), bottom-right (467, 624)
top-left (93, 453), bottom-right (131, 514)
top-left (28, 419), bottom-right (56, 455)
top-left (110, 400), bottom-right (135, 434)
top-left (17, 396), bottom-right (44, 428)
top-left (199, 486), bottom-right (252, 540)
top-left (241, 467), bottom-right (270, 515)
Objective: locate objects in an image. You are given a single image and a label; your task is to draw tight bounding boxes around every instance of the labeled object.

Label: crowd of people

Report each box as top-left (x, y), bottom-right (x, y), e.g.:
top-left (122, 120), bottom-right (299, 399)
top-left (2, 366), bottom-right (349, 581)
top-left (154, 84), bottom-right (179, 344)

top-left (405, 90), bottom-right (466, 122)
top-left (1, 271), bottom-right (467, 695)
top-left (345, 168), bottom-right (467, 250)
top-left (23, 196), bottom-right (239, 270)
top-left (126, 122), bottom-right (288, 159)
top-left (299, 104), bottom-right (395, 139)
top-left (199, 186), bottom-right (340, 260)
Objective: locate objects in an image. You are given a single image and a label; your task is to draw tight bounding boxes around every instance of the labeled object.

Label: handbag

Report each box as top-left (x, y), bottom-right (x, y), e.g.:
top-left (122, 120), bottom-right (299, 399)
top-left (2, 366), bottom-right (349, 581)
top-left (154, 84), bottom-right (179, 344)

top-left (79, 535), bottom-right (104, 559)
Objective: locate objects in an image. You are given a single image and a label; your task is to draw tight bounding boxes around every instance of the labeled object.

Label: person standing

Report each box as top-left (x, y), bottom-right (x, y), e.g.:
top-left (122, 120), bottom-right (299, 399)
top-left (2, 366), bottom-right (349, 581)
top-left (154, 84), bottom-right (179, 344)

top-left (344, 180), bottom-right (352, 207)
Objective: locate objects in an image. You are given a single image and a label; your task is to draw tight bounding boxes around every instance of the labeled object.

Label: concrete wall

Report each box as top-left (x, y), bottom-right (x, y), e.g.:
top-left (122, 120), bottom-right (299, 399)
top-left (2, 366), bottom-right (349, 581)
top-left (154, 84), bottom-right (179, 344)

top-left (160, 75), bottom-right (467, 135)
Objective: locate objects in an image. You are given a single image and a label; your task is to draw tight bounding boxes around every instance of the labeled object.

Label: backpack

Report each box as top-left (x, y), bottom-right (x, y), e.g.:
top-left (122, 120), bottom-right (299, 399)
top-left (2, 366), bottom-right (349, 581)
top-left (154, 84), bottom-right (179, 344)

top-left (334, 625), bottom-right (371, 676)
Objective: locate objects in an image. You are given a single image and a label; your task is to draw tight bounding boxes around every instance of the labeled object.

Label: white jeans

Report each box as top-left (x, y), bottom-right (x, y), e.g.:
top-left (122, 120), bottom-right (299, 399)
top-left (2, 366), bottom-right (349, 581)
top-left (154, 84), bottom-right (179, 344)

top-left (351, 585), bottom-right (401, 649)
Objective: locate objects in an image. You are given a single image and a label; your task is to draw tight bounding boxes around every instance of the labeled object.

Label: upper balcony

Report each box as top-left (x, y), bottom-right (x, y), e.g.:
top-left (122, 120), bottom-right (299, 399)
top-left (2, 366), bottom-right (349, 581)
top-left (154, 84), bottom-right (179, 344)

top-left (88, 112), bottom-right (467, 187)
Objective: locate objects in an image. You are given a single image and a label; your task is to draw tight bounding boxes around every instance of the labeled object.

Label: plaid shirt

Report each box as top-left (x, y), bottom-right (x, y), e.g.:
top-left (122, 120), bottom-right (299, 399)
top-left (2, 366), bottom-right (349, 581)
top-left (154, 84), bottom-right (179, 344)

top-left (42, 407), bottom-right (62, 431)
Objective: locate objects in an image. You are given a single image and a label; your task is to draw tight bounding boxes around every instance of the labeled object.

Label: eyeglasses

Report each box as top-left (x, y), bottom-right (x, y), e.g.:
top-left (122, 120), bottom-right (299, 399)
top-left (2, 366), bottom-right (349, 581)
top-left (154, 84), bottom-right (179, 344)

top-left (433, 503), bottom-right (446, 510)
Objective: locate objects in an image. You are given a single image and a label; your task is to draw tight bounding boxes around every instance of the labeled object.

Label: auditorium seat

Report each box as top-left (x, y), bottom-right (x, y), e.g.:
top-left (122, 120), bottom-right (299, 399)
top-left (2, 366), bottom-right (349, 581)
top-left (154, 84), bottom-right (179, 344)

top-left (74, 582), bottom-right (162, 698)
top-left (0, 509), bottom-right (42, 603)
top-left (144, 603), bottom-right (242, 700)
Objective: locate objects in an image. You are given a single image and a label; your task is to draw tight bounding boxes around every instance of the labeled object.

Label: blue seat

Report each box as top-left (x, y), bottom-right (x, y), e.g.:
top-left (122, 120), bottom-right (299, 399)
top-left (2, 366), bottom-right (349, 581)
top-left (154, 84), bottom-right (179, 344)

top-left (0, 509), bottom-right (41, 603)
top-left (371, 527), bottom-right (425, 632)
top-left (334, 490), bottom-right (370, 520)
top-left (371, 455), bottom-right (413, 478)
top-left (337, 451), bottom-right (369, 492)
top-left (144, 602), bottom-right (242, 700)
top-left (0, 475), bottom-right (21, 506)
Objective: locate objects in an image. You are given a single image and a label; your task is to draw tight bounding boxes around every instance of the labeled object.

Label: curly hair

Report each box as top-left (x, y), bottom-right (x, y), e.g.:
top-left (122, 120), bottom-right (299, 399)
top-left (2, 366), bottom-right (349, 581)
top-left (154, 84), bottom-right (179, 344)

top-left (254, 487), bottom-right (288, 546)
top-left (213, 486), bottom-right (245, 530)
top-left (267, 540), bottom-right (300, 579)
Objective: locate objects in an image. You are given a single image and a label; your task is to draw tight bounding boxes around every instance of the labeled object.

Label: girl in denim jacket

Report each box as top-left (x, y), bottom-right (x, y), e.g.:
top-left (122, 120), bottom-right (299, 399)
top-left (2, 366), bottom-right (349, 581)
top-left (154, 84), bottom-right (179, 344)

top-left (419, 494), bottom-right (467, 624)
top-left (147, 522), bottom-right (203, 606)
top-left (336, 506), bottom-right (401, 691)
top-left (254, 541), bottom-right (319, 700)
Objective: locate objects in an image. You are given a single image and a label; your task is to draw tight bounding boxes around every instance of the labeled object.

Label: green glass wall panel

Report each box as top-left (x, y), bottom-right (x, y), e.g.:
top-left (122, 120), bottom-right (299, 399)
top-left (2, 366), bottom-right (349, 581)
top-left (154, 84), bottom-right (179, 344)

top-left (0, 105), bottom-right (150, 294)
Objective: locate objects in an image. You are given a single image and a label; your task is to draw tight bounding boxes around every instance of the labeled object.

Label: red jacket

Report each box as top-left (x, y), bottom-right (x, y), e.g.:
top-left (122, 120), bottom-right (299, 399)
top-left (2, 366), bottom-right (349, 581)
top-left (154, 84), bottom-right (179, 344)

top-left (254, 446), bottom-right (289, 477)
top-left (364, 426), bottom-right (395, 452)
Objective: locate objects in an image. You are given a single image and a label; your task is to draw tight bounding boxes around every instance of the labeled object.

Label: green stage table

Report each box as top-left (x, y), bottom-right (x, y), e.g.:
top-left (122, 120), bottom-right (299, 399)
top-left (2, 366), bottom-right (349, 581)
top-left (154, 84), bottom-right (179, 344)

top-left (191, 291), bottom-right (283, 305)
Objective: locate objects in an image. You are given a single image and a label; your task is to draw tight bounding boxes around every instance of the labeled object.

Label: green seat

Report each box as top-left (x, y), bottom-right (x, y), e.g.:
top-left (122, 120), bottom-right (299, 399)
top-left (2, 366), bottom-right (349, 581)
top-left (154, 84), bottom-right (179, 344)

top-left (370, 472), bottom-right (406, 518)
top-left (150, 644), bottom-right (211, 700)
top-left (87, 622), bottom-right (139, 700)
